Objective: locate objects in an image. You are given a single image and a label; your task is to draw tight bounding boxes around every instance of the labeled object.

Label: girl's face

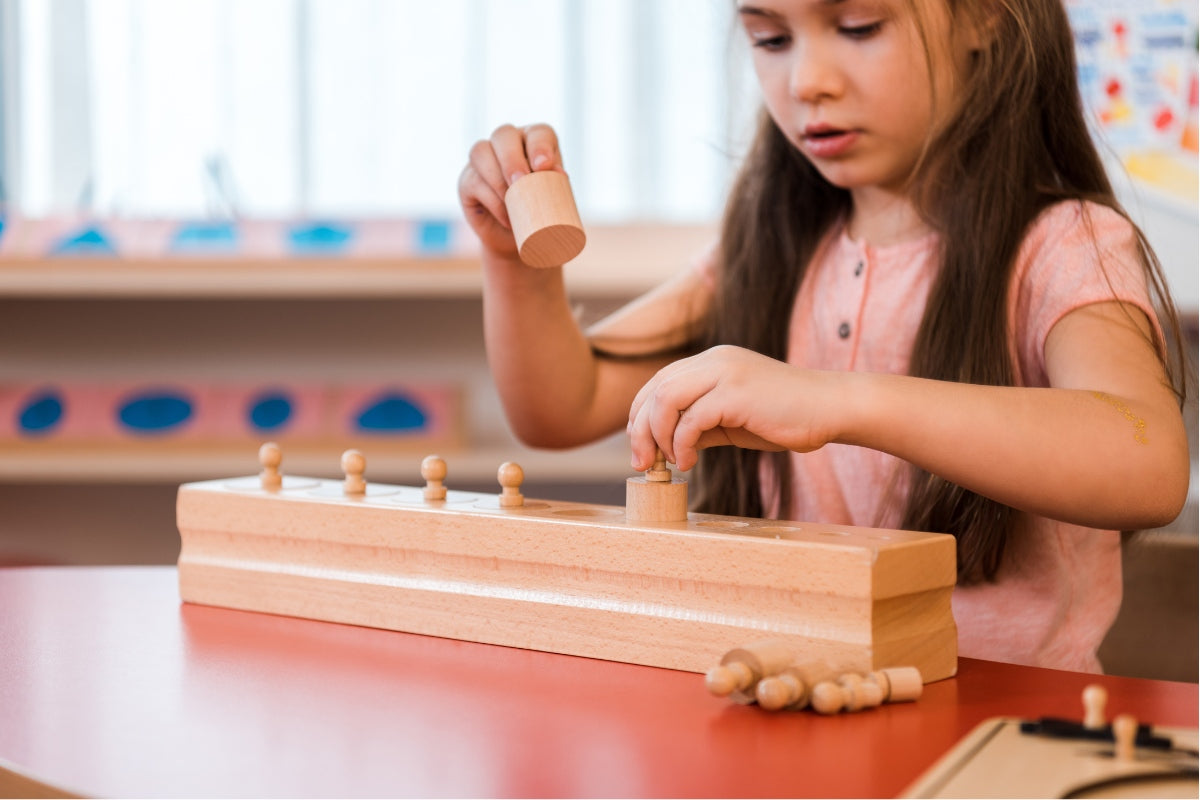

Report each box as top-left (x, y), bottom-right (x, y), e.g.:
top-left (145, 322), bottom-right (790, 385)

top-left (738, 0), bottom-right (972, 198)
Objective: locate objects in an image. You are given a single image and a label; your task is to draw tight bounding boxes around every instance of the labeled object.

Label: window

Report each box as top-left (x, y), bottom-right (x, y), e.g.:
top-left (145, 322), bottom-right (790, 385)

top-left (1, 0), bottom-right (758, 223)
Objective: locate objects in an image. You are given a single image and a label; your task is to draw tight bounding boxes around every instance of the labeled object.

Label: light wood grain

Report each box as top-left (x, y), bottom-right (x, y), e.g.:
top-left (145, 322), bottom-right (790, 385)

top-left (177, 467), bottom-right (958, 680)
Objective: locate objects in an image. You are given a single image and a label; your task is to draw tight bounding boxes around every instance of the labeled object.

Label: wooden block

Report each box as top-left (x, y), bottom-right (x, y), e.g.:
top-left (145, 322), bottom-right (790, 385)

top-left (176, 463), bottom-right (958, 680)
top-left (504, 171), bottom-right (586, 268)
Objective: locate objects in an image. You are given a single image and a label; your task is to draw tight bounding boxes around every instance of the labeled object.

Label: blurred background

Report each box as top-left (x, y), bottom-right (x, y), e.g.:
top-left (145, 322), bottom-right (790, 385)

top-left (0, 0), bottom-right (1194, 681)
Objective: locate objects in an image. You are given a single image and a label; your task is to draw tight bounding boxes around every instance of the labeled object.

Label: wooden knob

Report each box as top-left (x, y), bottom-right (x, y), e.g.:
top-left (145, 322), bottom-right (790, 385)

top-left (705, 662), bottom-right (753, 697)
top-left (342, 449), bottom-right (366, 495)
top-left (258, 442), bottom-right (282, 490)
top-left (504, 171), bottom-right (586, 267)
top-left (1082, 684), bottom-right (1108, 730)
top-left (259, 442), bottom-right (282, 470)
top-left (421, 455), bottom-right (447, 501)
top-left (497, 461), bottom-right (524, 507)
top-left (756, 672), bottom-right (806, 711)
top-left (810, 682), bottom-right (845, 715)
top-left (646, 449), bottom-right (672, 482)
top-left (1112, 714), bottom-right (1137, 761)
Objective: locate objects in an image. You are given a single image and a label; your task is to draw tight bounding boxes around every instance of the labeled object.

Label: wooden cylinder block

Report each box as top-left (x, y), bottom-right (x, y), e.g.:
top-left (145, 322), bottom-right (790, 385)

top-left (625, 476), bottom-right (688, 523)
top-left (504, 171), bottom-right (586, 267)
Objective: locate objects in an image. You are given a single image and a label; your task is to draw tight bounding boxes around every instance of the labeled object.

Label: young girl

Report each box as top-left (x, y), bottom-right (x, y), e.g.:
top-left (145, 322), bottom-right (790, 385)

top-left (457, 0), bottom-right (1190, 673)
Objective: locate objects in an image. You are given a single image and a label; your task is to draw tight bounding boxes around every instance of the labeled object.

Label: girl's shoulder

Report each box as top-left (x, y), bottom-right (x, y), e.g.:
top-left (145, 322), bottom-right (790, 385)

top-left (1020, 199), bottom-right (1136, 262)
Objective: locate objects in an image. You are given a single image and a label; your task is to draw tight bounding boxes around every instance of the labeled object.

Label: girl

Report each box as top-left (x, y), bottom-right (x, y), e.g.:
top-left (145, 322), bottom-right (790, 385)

top-left (457, 0), bottom-right (1190, 673)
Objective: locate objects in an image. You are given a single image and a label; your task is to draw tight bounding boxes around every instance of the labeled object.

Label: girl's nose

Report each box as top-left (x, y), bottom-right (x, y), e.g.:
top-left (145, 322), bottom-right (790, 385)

top-left (789, 45), bottom-right (842, 104)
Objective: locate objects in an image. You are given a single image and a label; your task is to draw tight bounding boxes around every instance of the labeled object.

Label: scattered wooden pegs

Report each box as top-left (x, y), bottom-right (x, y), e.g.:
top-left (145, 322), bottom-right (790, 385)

top-left (705, 639), bottom-right (800, 705)
top-left (259, 442), bottom-right (282, 491)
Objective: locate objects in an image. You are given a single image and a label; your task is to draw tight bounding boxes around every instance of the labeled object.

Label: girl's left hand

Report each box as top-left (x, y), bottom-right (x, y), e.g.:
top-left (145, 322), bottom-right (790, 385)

top-left (627, 345), bottom-right (844, 472)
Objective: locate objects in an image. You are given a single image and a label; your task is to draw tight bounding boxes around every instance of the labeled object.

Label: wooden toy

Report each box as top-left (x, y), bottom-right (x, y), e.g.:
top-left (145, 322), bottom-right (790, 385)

top-left (754, 662), bottom-right (843, 711)
top-left (705, 639), bottom-right (806, 703)
top-left (903, 686), bottom-right (1199, 798)
top-left (176, 446), bottom-right (958, 679)
top-left (503, 171), bottom-right (586, 267)
top-left (626, 449), bottom-right (688, 522)
top-left (1083, 683), bottom-right (1108, 729)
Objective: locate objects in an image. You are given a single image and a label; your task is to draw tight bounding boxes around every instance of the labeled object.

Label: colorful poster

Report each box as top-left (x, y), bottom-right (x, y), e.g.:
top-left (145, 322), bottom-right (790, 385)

top-left (1068, 0), bottom-right (1198, 203)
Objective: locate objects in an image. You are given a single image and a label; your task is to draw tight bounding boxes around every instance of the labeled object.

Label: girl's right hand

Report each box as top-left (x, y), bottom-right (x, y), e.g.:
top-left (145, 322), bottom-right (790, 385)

top-left (458, 123), bottom-right (566, 262)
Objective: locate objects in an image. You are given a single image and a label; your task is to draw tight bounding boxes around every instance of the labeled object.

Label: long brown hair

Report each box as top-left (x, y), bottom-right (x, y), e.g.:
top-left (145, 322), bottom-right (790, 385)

top-left (693, 0), bottom-right (1187, 583)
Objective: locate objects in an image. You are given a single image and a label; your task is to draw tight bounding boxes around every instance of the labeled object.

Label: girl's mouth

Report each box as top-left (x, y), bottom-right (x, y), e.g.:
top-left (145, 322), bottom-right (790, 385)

top-left (802, 128), bottom-right (859, 158)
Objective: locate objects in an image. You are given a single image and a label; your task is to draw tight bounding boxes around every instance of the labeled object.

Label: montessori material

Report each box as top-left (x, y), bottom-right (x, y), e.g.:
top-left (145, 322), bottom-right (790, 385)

top-left (503, 171), bottom-right (586, 267)
top-left (903, 685), bottom-right (1199, 798)
top-left (176, 446), bottom-right (958, 679)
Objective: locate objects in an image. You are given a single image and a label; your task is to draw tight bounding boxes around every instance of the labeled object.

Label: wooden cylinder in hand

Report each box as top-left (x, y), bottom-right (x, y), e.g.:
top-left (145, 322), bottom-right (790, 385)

top-left (505, 171), bottom-right (586, 267)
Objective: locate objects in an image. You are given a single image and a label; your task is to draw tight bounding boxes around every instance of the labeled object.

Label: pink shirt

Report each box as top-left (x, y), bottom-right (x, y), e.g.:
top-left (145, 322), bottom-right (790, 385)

top-left (781, 201), bottom-right (1158, 673)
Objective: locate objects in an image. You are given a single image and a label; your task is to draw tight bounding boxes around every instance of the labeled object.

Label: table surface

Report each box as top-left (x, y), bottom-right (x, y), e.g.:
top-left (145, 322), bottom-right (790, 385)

top-left (0, 566), bottom-right (1195, 799)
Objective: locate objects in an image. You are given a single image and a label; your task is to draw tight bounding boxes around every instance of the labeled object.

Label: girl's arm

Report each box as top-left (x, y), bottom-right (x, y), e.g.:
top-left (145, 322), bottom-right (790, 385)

top-left (459, 123), bottom-right (709, 448)
top-left (628, 301), bottom-right (1189, 530)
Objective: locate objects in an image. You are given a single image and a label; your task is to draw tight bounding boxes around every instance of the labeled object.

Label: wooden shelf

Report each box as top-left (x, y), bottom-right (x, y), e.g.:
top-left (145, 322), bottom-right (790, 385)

top-left (0, 436), bottom-right (635, 486)
top-left (0, 224), bottom-right (716, 299)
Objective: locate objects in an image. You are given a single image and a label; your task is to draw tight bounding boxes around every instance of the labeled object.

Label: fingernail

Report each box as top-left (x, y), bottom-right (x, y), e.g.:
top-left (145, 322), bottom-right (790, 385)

top-left (509, 172), bottom-right (524, 186)
top-left (531, 154), bottom-right (550, 170)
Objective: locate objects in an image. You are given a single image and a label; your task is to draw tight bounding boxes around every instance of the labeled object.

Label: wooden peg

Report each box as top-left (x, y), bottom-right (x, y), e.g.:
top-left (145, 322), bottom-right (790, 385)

top-left (1082, 684), bottom-right (1108, 730)
top-left (342, 449), bottom-right (366, 495)
top-left (421, 455), bottom-right (447, 501)
top-left (1112, 714), bottom-right (1138, 762)
top-left (497, 462), bottom-right (524, 508)
top-left (704, 639), bottom-right (799, 704)
top-left (754, 662), bottom-right (838, 711)
top-left (705, 661), bottom-right (755, 699)
top-left (868, 666), bottom-right (924, 703)
top-left (626, 449), bottom-right (688, 523)
top-left (504, 171), bottom-right (586, 267)
top-left (646, 449), bottom-right (672, 482)
top-left (838, 674), bottom-right (883, 712)
top-left (259, 442), bottom-right (282, 491)
top-left (809, 681), bottom-right (846, 715)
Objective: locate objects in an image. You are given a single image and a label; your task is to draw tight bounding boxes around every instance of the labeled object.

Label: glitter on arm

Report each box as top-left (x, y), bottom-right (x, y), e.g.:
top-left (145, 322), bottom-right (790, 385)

top-left (1089, 391), bottom-right (1148, 444)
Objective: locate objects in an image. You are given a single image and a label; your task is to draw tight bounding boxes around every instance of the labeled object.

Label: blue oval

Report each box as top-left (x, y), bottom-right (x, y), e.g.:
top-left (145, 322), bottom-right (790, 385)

top-left (18, 391), bottom-right (64, 433)
top-left (248, 393), bottom-right (293, 431)
top-left (118, 392), bottom-right (193, 432)
top-left (356, 394), bottom-right (427, 432)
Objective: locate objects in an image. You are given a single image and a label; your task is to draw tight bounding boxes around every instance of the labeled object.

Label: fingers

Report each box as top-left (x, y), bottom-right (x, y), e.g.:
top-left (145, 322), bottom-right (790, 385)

top-left (459, 122), bottom-right (562, 249)
top-left (491, 122), bottom-right (562, 187)
top-left (459, 145), bottom-right (510, 229)
top-left (628, 356), bottom-right (719, 472)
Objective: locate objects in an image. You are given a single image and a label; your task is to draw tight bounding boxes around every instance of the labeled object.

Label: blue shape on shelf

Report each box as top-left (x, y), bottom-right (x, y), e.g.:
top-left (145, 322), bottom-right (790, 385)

top-left (0, 214), bottom-right (6, 243)
top-left (18, 391), bottom-right (65, 434)
top-left (117, 391), bottom-right (193, 434)
top-left (51, 225), bottom-right (117, 256)
top-left (248, 392), bottom-right (293, 431)
top-left (415, 220), bottom-right (452, 254)
top-left (170, 221), bottom-right (239, 253)
top-left (356, 393), bottom-right (428, 433)
top-left (288, 222), bottom-right (353, 254)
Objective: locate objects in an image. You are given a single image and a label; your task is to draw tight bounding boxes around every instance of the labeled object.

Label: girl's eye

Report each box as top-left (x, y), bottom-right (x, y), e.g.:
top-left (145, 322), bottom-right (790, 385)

top-left (751, 34), bottom-right (790, 51)
top-left (839, 21), bottom-right (883, 39)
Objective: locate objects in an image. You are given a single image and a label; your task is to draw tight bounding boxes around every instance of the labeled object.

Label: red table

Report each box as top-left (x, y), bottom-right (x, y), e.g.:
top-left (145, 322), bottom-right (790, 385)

top-left (0, 566), bottom-right (1195, 798)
